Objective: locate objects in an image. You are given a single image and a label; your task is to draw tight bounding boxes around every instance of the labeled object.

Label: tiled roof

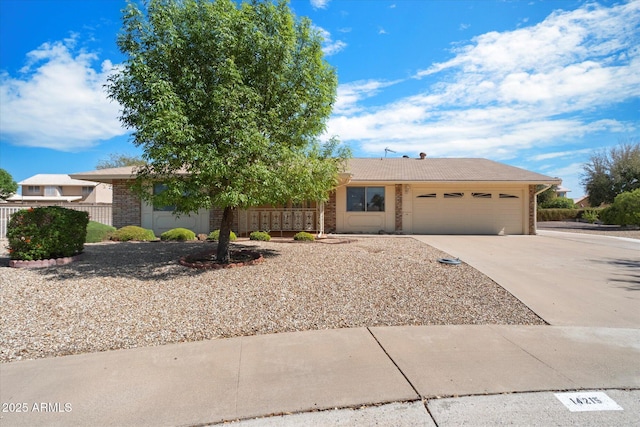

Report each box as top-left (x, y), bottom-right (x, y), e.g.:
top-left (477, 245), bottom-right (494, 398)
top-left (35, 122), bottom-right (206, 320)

top-left (72, 158), bottom-right (561, 184)
top-left (344, 158), bottom-right (561, 183)
top-left (19, 174), bottom-right (99, 186)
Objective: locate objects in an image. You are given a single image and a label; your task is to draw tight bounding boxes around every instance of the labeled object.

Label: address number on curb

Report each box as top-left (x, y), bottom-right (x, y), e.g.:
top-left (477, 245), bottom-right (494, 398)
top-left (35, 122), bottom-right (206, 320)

top-left (554, 391), bottom-right (623, 412)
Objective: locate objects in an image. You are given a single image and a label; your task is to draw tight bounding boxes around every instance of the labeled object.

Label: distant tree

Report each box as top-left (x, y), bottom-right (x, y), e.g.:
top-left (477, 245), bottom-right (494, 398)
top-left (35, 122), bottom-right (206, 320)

top-left (96, 153), bottom-right (146, 169)
top-left (536, 184), bottom-right (558, 207)
top-left (107, 0), bottom-right (348, 263)
top-left (581, 141), bottom-right (640, 206)
top-left (0, 168), bottom-right (18, 200)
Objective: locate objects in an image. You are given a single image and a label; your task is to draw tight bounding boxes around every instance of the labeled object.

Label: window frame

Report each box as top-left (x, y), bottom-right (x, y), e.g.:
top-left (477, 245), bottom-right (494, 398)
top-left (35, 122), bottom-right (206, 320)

top-left (346, 186), bottom-right (386, 212)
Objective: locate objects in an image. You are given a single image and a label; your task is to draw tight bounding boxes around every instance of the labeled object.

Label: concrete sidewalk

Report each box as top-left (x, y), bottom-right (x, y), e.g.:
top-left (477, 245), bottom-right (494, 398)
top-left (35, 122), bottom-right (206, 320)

top-left (1, 325), bottom-right (639, 426)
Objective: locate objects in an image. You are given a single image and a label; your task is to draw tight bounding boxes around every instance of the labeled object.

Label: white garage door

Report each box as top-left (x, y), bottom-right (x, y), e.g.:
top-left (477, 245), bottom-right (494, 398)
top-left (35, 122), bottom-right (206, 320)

top-left (412, 188), bottom-right (524, 235)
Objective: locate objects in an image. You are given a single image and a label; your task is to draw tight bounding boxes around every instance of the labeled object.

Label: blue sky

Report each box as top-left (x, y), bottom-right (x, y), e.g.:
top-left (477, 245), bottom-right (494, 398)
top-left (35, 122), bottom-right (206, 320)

top-left (1, 0), bottom-right (639, 198)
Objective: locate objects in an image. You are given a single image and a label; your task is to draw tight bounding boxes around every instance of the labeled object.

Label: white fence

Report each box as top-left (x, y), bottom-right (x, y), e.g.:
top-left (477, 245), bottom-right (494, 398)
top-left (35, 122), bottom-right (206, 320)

top-left (0, 204), bottom-right (112, 239)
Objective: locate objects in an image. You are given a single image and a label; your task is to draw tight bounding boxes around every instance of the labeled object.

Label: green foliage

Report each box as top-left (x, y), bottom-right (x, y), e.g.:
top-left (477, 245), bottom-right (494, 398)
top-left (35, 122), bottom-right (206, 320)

top-left (86, 221), bottom-right (116, 243)
top-left (107, 0), bottom-right (349, 263)
top-left (293, 231), bottom-right (315, 241)
top-left (582, 141), bottom-right (640, 206)
top-left (537, 209), bottom-right (579, 222)
top-left (160, 227), bottom-right (196, 241)
top-left (111, 226), bottom-right (156, 241)
top-left (0, 168), bottom-right (18, 200)
top-left (249, 231), bottom-right (271, 241)
top-left (600, 189), bottom-right (640, 226)
top-left (97, 152), bottom-right (145, 169)
top-left (535, 185), bottom-right (558, 207)
top-left (7, 207), bottom-right (89, 261)
top-left (208, 229), bottom-right (237, 241)
top-left (541, 197), bottom-right (576, 209)
top-left (582, 210), bottom-right (600, 224)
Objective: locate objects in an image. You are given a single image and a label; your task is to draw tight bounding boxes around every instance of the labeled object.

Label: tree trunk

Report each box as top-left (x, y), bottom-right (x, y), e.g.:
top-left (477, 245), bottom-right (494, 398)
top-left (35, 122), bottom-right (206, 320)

top-left (216, 206), bottom-right (234, 264)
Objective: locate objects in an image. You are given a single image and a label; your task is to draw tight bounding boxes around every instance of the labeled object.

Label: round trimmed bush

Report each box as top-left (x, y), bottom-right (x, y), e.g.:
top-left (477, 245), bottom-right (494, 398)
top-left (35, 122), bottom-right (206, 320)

top-left (293, 231), bottom-right (315, 241)
top-left (249, 231), bottom-right (271, 241)
top-left (161, 227), bottom-right (196, 241)
top-left (86, 221), bottom-right (116, 243)
top-left (208, 229), bottom-right (237, 241)
top-left (111, 226), bottom-right (156, 241)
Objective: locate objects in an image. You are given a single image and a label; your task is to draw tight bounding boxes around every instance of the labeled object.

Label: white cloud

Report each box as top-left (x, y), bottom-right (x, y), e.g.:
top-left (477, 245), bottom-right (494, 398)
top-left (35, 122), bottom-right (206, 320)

top-left (316, 26), bottom-right (347, 56)
top-left (333, 79), bottom-right (403, 115)
top-left (531, 148), bottom-right (593, 161)
top-left (0, 38), bottom-right (125, 151)
top-left (310, 0), bottom-right (330, 10)
top-left (328, 1), bottom-right (640, 160)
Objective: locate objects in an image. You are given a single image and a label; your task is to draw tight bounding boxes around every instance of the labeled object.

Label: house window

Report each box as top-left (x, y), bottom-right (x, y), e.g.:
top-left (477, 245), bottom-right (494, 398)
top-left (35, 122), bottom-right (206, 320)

top-left (44, 186), bottom-right (62, 197)
top-left (153, 183), bottom-right (176, 211)
top-left (347, 187), bottom-right (385, 212)
top-left (417, 193), bottom-right (437, 198)
top-left (444, 192), bottom-right (464, 198)
top-left (82, 186), bottom-right (93, 196)
top-left (499, 193), bottom-right (519, 199)
top-left (27, 185), bottom-right (40, 194)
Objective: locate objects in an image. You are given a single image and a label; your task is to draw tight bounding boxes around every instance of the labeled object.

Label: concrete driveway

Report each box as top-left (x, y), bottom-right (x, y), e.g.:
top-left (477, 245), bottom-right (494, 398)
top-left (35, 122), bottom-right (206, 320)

top-left (413, 231), bottom-right (640, 328)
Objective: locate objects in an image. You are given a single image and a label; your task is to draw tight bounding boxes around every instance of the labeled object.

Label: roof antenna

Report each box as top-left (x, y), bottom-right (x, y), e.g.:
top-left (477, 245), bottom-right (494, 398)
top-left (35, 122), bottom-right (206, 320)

top-left (384, 147), bottom-right (396, 157)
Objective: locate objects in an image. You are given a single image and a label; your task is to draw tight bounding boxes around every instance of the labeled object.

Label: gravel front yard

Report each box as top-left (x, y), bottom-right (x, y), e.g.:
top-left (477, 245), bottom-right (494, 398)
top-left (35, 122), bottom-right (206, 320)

top-left (0, 237), bottom-right (544, 363)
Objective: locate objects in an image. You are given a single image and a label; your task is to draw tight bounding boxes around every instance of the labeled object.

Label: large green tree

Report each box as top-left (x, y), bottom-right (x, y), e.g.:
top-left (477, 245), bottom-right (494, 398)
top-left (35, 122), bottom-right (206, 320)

top-left (0, 168), bottom-right (18, 200)
top-left (582, 141), bottom-right (640, 206)
top-left (108, 0), bottom-right (347, 262)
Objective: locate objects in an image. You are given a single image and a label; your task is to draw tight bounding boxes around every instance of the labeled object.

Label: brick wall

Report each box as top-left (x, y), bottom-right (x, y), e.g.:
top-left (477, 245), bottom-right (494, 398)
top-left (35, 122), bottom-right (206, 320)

top-left (112, 180), bottom-right (141, 229)
top-left (529, 184), bottom-right (536, 235)
top-left (324, 191), bottom-right (337, 233)
top-left (395, 184), bottom-right (403, 232)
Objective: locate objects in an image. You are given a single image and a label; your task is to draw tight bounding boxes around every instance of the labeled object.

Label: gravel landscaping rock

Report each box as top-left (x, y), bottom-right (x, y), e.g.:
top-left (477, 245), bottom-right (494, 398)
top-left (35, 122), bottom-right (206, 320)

top-left (0, 238), bottom-right (544, 363)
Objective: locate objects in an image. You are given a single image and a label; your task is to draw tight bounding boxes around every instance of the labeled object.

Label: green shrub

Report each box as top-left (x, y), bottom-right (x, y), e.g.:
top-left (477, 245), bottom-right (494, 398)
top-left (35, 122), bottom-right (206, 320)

top-left (85, 221), bottom-right (116, 243)
top-left (249, 231), bottom-right (271, 241)
top-left (541, 197), bottom-right (576, 209)
top-left (111, 225), bottom-right (156, 241)
top-left (582, 209), bottom-right (600, 224)
top-left (7, 206), bottom-right (89, 260)
top-left (208, 229), bottom-right (237, 241)
top-left (161, 227), bottom-right (196, 241)
top-left (600, 189), bottom-right (640, 226)
top-left (537, 208), bottom-right (579, 222)
top-left (293, 231), bottom-right (315, 241)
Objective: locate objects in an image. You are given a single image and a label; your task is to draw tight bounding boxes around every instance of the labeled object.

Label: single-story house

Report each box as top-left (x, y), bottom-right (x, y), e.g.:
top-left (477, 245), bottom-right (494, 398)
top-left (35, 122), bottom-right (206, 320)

top-left (71, 157), bottom-right (561, 236)
top-left (7, 174), bottom-right (112, 204)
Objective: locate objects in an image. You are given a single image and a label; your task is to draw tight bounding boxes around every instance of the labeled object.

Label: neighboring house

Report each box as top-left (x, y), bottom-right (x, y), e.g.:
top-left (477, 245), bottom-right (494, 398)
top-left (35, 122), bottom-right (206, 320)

top-left (7, 174), bottom-right (112, 204)
top-left (574, 195), bottom-right (591, 208)
top-left (556, 186), bottom-right (571, 198)
top-left (70, 157), bottom-right (560, 236)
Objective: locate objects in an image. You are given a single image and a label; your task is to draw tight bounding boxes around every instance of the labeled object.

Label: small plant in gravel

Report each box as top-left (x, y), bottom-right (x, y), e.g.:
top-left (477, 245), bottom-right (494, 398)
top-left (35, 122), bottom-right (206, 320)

top-left (111, 226), bottom-right (156, 241)
top-left (161, 227), bottom-right (196, 241)
top-left (7, 206), bottom-right (89, 260)
top-left (249, 231), bottom-right (271, 241)
top-left (86, 221), bottom-right (116, 243)
top-left (293, 231), bottom-right (315, 241)
top-left (208, 229), bottom-right (237, 241)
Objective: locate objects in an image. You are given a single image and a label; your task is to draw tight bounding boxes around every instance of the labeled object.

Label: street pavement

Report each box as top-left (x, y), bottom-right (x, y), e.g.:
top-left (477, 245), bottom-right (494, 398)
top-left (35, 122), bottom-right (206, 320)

top-left (1, 231), bottom-right (638, 426)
